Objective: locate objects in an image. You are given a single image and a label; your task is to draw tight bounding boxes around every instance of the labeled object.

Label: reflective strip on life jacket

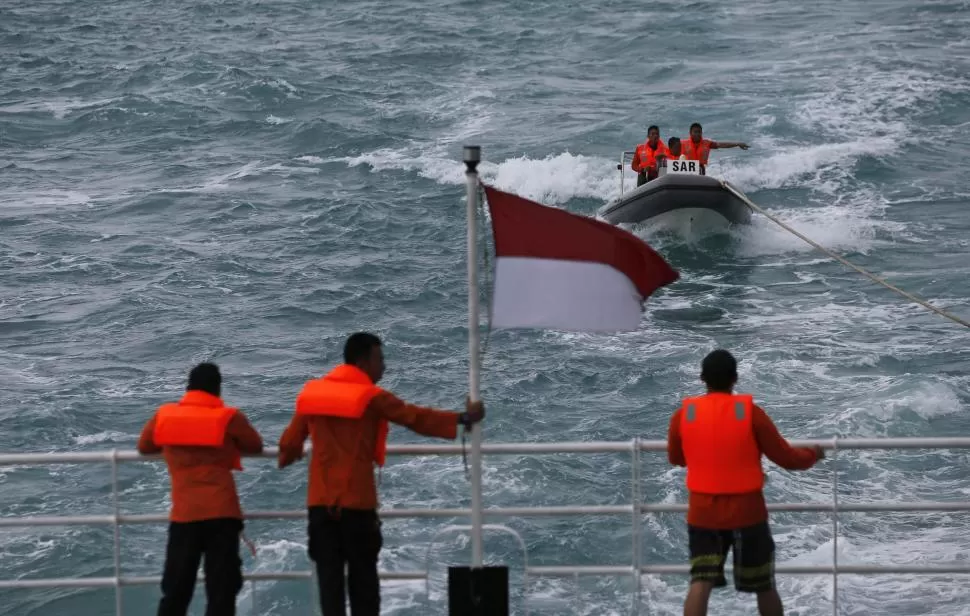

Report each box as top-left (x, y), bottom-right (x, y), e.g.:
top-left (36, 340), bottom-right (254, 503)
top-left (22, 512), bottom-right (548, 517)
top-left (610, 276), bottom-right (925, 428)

top-left (682, 138), bottom-right (713, 165)
top-left (153, 404), bottom-right (240, 469)
top-left (295, 364), bottom-right (388, 466)
top-left (679, 393), bottom-right (763, 494)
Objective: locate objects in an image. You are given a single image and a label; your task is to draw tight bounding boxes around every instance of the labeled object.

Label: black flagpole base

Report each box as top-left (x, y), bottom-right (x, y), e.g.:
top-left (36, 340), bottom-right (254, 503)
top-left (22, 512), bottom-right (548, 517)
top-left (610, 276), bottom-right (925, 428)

top-left (447, 565), bottom-right (509, 615)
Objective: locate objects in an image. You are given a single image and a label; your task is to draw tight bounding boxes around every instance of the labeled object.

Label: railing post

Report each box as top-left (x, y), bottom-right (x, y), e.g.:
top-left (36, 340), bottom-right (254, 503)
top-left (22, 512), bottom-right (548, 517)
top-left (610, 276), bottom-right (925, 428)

top-left (619, 152), bottom-right (625, 196)
top-left (631, 438), bottom-right (641, 616)
top-left (831, 437), bottom-right (839, 616)
top-left (111, 449), bottom-right (123, 616)
top-left (573, 572), bottom-right (580, 616)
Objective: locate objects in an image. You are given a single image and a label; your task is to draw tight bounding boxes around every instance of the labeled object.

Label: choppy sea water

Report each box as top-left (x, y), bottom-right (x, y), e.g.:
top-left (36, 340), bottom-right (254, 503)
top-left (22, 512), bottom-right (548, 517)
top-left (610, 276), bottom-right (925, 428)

top-left (2, 0), bottom-right (970, 614)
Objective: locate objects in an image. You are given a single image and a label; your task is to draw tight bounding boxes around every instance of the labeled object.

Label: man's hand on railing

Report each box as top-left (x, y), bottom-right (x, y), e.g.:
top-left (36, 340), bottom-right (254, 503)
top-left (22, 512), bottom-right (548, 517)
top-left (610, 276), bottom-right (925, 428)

top-left (277, 444), bottom-right (304, 469)
top-left (811, 445), bottom-right (825, 461)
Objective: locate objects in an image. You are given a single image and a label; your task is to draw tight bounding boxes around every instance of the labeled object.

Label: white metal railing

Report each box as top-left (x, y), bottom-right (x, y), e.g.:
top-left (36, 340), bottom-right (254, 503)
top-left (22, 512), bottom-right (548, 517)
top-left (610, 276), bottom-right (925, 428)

top-left (3, 437), bottom-right (970, 615)
top-left (618, 149), bottom-right (634, 195)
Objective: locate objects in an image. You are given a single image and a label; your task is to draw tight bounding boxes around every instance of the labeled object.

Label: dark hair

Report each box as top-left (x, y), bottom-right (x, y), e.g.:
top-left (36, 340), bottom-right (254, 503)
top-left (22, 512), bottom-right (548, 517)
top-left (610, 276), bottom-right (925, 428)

top-left (668, 136), bottom-right (681, 147)
top-left (647, 125), bottom-right (659, 134)
top-left (689, 122), bottom-right (702, 132)
top-left (344, 332), bottom-right (382, 365)
top-left (187, 362), bottom-right (221, 396)
top-left (700, 349), bottom-right (736, 391)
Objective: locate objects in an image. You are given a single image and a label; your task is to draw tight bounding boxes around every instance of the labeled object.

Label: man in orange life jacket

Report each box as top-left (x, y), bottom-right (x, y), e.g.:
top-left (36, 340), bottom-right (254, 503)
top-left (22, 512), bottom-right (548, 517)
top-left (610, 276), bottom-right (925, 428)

top-left (277, 332), bottom-right (485, 616)
top-left (657, 137), bottom-right (685, 176)
top-left (667, 350), bottom-right (824, 616)
top-left (631, 125), bottom-right (669, 186)
top-left (682, 122), bottom-right (749, 175)
top-left (137, 362), bottom-right (264, 616)
top-left (666, 136), bottom-right (684, 160)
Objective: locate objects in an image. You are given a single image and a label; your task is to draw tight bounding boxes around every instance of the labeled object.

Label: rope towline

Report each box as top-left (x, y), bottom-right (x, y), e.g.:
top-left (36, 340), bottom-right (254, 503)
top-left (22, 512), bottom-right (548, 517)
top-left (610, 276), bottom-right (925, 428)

top-left (721, 180), bottom-right (970, 329)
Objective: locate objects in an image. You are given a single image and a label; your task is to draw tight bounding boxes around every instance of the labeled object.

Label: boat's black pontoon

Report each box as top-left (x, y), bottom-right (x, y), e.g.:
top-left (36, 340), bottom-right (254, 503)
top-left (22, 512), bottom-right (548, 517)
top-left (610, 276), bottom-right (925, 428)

top-left (597, 154), bottom-right (752, 225)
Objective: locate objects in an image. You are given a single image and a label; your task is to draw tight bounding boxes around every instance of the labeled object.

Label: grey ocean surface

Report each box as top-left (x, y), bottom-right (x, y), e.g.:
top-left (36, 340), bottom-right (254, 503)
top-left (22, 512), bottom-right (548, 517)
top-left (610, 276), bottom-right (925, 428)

top-left (2, 0), bottom-right (970, 614)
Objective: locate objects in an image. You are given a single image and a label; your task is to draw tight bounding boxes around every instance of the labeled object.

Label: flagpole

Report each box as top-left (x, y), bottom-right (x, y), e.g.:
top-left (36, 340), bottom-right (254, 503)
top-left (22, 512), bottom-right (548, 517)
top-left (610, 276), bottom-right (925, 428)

top-left (463, 144), bottom-right (484, 569)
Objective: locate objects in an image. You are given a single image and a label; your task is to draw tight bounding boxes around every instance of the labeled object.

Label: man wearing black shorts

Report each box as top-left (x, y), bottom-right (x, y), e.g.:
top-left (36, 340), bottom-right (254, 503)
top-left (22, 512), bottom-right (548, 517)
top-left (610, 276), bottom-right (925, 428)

top-left (688, 521), bottom-right (776, 593)
top-left (667, 350), bottom-right (824, 615)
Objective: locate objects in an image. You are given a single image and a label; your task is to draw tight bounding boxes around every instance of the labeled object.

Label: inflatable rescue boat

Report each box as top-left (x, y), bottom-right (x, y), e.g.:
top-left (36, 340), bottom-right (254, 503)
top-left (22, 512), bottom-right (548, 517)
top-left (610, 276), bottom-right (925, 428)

top-left (596, 156), bottom-right (752, 226)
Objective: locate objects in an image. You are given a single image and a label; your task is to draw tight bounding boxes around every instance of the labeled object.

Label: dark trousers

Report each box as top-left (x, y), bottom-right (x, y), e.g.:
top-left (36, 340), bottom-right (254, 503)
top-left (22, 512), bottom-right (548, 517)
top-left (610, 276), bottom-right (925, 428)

top-left (157, 518), bottom-right (243, 616)
top-left (308, 506), bottom-right (383, 616)
top-left (636, 168), bottom-right (659, 186)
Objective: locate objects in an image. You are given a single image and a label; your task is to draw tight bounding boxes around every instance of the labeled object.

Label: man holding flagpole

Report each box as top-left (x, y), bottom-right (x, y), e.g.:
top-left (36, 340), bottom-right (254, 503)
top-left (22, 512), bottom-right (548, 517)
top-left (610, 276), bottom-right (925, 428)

top-left (277, 332), bottom-right (484, 616)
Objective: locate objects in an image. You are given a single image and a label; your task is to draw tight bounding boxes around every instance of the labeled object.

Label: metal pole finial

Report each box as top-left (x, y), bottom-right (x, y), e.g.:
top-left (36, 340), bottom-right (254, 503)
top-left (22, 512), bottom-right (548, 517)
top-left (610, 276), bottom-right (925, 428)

top-left (463, 145), bottom-right (481, 172)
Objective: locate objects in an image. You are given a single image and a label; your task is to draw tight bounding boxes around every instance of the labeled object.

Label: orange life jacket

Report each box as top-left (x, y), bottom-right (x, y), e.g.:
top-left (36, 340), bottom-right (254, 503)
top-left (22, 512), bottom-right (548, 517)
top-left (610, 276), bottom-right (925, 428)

top-left (682, 138), bottom-right (713, 165)
top-left (295, 364), bottom-right (388, 466)
top-left (153, 391), bottom-right (241, 470)
top-left (679, 393), bottom-right (763, 494)
top-left (634, 141), bottom-right (669, 172)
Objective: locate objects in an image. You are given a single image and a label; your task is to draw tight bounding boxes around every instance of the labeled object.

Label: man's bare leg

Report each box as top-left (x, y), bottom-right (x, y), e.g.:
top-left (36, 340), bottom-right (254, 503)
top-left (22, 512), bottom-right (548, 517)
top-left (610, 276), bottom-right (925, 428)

top-left (684, 580), bottom-right (714, 616)
top-left (756, 589), bottom-right (783, 616)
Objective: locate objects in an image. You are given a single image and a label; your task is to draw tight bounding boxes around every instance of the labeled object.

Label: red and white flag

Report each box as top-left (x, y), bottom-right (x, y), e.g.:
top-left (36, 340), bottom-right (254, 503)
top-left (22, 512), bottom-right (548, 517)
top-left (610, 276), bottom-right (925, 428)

top-left (482, 185), bottom-right (679, 332)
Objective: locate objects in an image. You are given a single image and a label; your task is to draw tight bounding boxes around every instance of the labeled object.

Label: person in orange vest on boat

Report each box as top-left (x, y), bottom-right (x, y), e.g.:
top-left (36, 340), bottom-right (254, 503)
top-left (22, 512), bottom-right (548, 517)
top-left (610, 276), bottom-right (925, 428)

top-left (277, 332), bottom-right (485, 616)
top-left (666, 136), bottom-right (685, 160)
top-left (667, 350), bottom-right (824, 616)
top-left (657, 137), bottom-right (685, 176)
top-left (137, 362), bottom-right (264, 616)
top-left (682, 122), bottom-right (749, 175)
top-left (631, 125), bottom-right (669, 186)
